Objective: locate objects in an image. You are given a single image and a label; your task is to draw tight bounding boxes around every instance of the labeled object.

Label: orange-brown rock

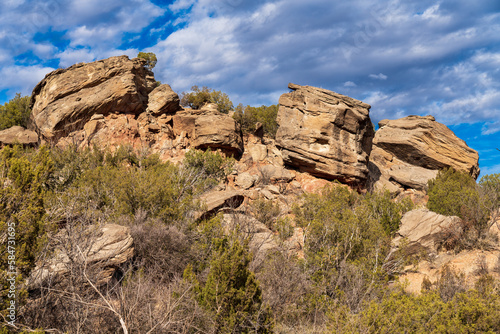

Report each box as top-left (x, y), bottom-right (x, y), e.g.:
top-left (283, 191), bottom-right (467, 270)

top-left (276, 83), bottom-right (374, 185)
top-left (370, 116), bottom-right (480, 193)
top-left (0, 126), bottom-right (38, 146)
top-left (30, 55), bottom-right (156, 141)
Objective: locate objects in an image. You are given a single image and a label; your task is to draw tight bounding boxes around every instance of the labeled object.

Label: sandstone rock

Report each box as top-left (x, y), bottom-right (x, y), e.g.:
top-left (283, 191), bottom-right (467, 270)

top-left (247, 143), bottom-right (268, 162)
top-left (146, 84), bottom-right (180, 115)
top-left (30, 56), bottom-right (156, 141)
top-left (235, 172), bottom-right (255, 189)
top-left (0, 126), bottom-right (38, 146)
top-left (29, 224), bottom-right (134, 289)
top-left (373, 115), bottom-right (480, 180)
top-left (393, 209), bottom-right (462, 256)
top-left (191, 113), bottom-right (244, 156)
top-left (195, 190), bottom-right (244, 220)
top-left (222, 213), bottom-right (278, 267)
top-left (399, 249), bottom-right (500, 294)
top-left (257, 164), bottom-right (295, 184)
top-left (276, 83), bottom-right (374, 185)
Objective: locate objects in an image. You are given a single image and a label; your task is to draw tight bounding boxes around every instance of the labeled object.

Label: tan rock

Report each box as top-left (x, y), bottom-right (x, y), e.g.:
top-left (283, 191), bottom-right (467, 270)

top-left (146, 84), bottom-right (180, 115)
top-left (194, 190), bottom-right (245, 220)
top-left (30, 56), bottom-right (156, 141)
top-left (29, 224), bottom-right (134, 289)
top-left (0, 126), bottom-right (38, 146)
top-left (373, 115), bottom-right (480, 179)
top-left (276, 83), bottom-right (374, 185)
top-left (191, 113), bottom-right (244, 156)
top-left (393, 209), bottom-right (462, 256)
top-left (235, 172), bottom-right (255, 190)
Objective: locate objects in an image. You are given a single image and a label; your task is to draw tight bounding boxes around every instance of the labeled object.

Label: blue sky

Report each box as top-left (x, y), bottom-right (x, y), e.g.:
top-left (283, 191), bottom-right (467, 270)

top-left (0, 0), bottom-right (499, 175)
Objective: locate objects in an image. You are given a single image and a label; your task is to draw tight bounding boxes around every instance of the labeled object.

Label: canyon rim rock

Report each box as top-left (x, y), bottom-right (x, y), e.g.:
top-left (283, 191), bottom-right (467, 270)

top-left (369, 115), bottom-right (480, 193)
top-left (276, 83), bottom-right (374, 185)
top-left (30, 55), bottom-right (156, 142)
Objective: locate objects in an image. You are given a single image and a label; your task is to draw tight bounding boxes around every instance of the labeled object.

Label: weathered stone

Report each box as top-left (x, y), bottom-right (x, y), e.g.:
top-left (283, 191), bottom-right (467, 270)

top-left (392, 209), bottom-right (462, 256)
top-left (29, 224), bottom-right (134, 289)
top-left (373, 115), bottom-right (480, 179)
top-left (276, 83), bottom-right (374, 185)
top-left (194, 190), bottom-right (245, 220)
top-left (191, 113), bottom-right (244, 156)
top-left (146, 84), bottom-right (180, 115)
top-left (258, 164), bottom-right (295, 183)
top-left (0, 126), bottom-right (38, 146)
top-left (30, 56), bottom-right (156, 141)
top-left (235, 172), bottom-right (255, 190)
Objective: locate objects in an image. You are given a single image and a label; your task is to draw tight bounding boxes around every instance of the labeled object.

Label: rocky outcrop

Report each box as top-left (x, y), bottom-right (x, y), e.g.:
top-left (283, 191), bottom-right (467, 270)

top-left (30, 56), bottom-right (156, 141)
top-left (276, 83), bottom-right (374, 185)
top-left (28, 55), bottom-right (243, 158)
top-left (0, 126), bottom-right (38, 146)
top-left (369, 116), bottom-right (480, 194)
top-left (392, 209), bottom-right (462, 256)
top-left (29, 224), bottom-right (134, 289)
top-left (146, 84), bottom-right (180, 115)
top-left (194, 190), bottom-right (245, 221)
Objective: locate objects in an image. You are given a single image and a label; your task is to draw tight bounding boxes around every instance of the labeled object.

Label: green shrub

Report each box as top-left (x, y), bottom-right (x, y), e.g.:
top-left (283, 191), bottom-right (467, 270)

top-left (233, 104), bottom-right (279, 138)
top-left (427, 168), bottom-right (480, 218)
top-left (0, 145), bottom-right (55, 314)
top-left (427, 168), bottom-right (491, 244)
top-left (0, 93), bottom-right (31, 130)
top-left (186, 237), bottom-right (273, 333)
top-left (137, 51), bottom-right (157, 70)
top-left (180, 85), bottom-right (234, 113)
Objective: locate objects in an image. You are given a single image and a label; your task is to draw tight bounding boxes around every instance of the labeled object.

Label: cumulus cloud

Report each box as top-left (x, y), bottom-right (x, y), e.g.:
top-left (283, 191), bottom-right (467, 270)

top-left (0, 65), bottom-right (55, 96)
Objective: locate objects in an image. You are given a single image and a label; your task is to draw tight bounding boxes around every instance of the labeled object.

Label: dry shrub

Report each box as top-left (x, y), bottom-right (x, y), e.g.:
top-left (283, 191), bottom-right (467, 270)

top-left (436, 265), bottom-right (466, 302)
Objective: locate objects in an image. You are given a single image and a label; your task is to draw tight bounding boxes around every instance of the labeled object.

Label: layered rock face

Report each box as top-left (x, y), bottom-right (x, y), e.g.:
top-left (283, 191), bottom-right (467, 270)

top-left (369, 115), bottom-right (480, 193)
top-left (28, 56), bottom-right (243, 157)
top-left (276, 83), bottom-right (374, 185)
top-left (30, 56), bottom-right (156, 141)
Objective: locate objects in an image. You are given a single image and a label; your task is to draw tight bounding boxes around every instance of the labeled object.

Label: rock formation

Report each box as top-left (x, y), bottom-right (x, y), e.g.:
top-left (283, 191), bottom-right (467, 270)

top-left (369, 116), bottom-right (480, 194)
top-left (28, 56), bottom-right (243, 158)
top-left (276, 83), bottom-right (374, 185)
top-left (30, 56), bottom-right (156, 141)
top-left (392, 209), bottom-right (462, 256)
top-left (29, 224), bottom-right (134, 290)
top-left (0, 126), bottom-right (38, 146)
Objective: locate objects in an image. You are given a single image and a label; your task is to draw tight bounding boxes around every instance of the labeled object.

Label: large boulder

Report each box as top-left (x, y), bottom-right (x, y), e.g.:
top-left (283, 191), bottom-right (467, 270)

top-left (29, 224), bottom-right (134, 289)
top-left (0, 126), bottom-right (38, 146)
top-left (392, 209), bottom-right (462, 256)
top-left (369, 116), bottom-right (480, 193)
top-left (146, 84), bottom-right (180, 115)
top-left (173, 105), bottom-right (244, 157)
top-left (276, 83), bottom-right (374, 185)
top-left (30, 55), bottom-right (156, 141)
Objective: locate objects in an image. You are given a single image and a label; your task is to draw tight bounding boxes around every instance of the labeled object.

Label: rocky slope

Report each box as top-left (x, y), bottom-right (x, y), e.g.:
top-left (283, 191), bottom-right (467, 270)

top-left (1, 55), bottom-right (489, 292)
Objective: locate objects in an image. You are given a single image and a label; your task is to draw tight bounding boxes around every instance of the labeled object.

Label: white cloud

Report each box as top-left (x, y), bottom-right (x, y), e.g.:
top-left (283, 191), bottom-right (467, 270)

top-left (0, 65), bottom-right (55, 96)
top-left (369, 73), bottom-right (387, 80)
top-left (344, 81), bottom-right (357, 87)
